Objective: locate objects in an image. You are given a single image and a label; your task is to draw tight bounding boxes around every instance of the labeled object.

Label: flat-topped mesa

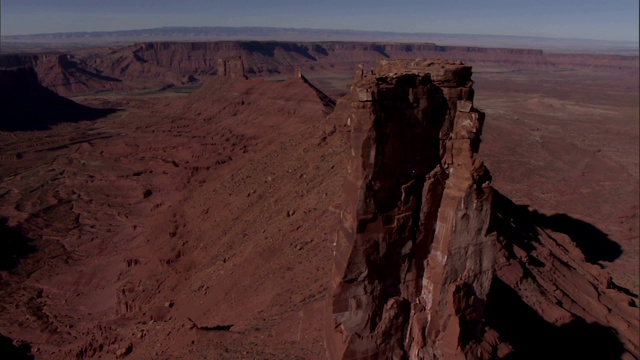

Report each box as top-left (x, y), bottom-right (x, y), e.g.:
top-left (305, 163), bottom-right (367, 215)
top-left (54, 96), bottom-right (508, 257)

top-left (216, 57), bottom-right (247, 79)
top-left (327, 59), bottom-right (494, 359)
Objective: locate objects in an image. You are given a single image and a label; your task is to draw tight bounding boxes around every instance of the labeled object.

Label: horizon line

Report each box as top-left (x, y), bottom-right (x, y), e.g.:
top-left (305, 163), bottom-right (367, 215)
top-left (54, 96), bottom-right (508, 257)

top-left (3, 25), bottom-right (638, 45)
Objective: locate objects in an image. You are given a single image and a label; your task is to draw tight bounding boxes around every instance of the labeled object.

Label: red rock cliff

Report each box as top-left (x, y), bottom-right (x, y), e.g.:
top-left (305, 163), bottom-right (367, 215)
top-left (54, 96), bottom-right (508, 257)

top-left (327, 59), bottom-right (638, 360)
top-left (4, 41), bottom-right (636, 96)
top-left (328, 59), bottom-right (493, 359)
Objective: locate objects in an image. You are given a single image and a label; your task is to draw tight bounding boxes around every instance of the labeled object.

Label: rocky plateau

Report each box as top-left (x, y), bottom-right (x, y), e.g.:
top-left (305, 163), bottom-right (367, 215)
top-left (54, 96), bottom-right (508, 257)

top-left (1, 41), bottom-right (638, 97)
top-left (0, 41), bottom-right (638, 360)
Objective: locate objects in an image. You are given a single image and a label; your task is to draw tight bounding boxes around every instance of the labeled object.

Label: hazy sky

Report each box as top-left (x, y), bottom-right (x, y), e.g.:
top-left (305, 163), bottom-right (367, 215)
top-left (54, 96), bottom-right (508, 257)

top-left (2, 0), bottom-right (638, 42)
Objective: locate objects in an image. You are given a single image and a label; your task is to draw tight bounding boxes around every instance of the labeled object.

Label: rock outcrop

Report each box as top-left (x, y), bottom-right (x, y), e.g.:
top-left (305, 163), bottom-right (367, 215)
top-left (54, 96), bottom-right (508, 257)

top-left (327, 58), bottom-right (493, 359)
top-left (0, 53), bottom-right (126, 96)
top-left (216, 57), bottom-right (247, 78)
top-left (327, 59), bottom-right (638, 359)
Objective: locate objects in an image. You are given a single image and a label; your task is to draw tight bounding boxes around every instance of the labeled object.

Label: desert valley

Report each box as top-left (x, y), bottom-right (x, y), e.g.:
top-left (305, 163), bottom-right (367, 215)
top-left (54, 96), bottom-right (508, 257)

top-left (0, 34), bottom-right (638, 360)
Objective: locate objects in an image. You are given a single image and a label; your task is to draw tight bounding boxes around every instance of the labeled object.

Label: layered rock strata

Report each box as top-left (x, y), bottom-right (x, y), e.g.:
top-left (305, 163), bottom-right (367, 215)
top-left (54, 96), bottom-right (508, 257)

top-left (216, 57), bottom-right (247, 78)
top-left (3, 41), bottom-right (636, 96)
top-left (328, 59), bottom-right (493, 359)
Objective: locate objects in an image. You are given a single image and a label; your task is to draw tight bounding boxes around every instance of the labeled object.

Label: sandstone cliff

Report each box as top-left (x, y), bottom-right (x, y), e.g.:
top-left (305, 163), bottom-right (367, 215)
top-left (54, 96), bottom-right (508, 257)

top-left (0, 53), bottom-right (127, 95)
top-left (7, 41), bottom-right (637, 96)
top-left (327, 59), bottom-right (638, 360)
top-left (216, 57), bottom-right (247, 79)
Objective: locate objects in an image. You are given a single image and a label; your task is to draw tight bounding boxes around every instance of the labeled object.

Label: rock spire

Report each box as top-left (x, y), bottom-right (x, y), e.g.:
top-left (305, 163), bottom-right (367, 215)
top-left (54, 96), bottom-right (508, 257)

top-left (327, 59), bottom-right (492, 359)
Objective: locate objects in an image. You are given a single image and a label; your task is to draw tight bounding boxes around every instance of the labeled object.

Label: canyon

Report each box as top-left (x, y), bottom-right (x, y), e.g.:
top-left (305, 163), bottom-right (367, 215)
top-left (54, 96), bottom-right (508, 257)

top-left (0, 41), bottom-right (638, 359)
top-left (1, 41), bottom-right (637, 97)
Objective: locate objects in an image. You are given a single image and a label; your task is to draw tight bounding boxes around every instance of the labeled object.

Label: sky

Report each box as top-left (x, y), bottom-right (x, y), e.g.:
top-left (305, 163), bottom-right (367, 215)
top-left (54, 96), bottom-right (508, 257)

top-left (1, 0), bottom-right (638, 42)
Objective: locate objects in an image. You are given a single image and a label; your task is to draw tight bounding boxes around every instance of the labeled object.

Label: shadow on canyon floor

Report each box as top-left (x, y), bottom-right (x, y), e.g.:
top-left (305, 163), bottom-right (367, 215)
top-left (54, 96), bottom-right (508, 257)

top-left (0, 104), bottom-right (120, 132)
top-left (493, 191), bottom-right (636, 300)
top-left (488, 190), bottom-right (636, 359)
top-left (0, 218), bottom-right (36, 272)
top-left (0, 66), bottom-right (121, 131)
top-left (0, 333), bottom-right (33, 360)
top-left (536, 213), bottom-right (622, 264)
top-left (492, 191), bottom-right (623, 265)
top-left (485, 277), bottom-right (626, 360)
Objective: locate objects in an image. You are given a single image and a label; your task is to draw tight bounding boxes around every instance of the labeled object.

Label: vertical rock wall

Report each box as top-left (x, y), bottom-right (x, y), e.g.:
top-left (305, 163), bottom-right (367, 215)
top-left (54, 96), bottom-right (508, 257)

top-left (216, 57), bottom-right (247, 78)
top-left (328, 59), bottom-right (495, 359)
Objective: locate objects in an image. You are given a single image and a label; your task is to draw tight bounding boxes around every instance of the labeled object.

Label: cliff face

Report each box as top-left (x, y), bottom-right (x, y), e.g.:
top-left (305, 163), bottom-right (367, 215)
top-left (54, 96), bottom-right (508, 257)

top-left (216, 57), bottom-right (247, 78)
top-left (2, 41), bottom-right (636, 96)
top-left (327, 59), bottom-right (638, 359)
top-left (0, 54), bottom-right (126, 96)
top-left (327, 59), bottom-right (493, 359)
top-left (100, 41), bottom-right (554, 79)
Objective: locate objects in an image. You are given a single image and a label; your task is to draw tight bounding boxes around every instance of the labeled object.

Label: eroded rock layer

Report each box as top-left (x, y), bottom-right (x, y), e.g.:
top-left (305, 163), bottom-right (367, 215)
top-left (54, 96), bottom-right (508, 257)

top-left (327, 59), bottom-right (639, 360)
top-left (3, 41), bottom-right (636, 97)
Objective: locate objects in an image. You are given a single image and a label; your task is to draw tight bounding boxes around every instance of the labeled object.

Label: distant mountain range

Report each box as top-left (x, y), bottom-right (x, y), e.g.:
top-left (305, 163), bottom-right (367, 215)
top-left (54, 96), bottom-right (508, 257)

top-left (2, 26), bottom-right (638, 55)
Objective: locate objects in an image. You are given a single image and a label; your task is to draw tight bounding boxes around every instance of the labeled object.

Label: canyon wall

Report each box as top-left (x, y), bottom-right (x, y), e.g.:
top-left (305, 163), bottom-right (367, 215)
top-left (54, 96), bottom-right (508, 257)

top-left (3, 41), bottom-right (635, 96)
top-left (216, 57), bottom-right (247, 78)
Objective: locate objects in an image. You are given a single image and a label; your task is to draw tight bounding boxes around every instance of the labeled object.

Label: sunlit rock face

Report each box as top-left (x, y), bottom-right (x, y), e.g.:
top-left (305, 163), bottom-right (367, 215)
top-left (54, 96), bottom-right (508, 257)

top-left (327, 59), bottom-right (494, 359)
